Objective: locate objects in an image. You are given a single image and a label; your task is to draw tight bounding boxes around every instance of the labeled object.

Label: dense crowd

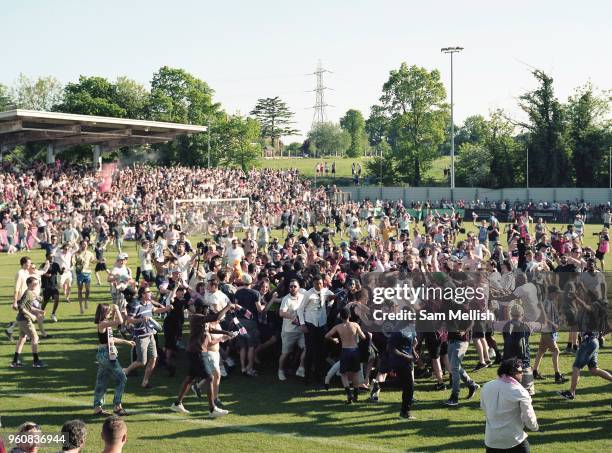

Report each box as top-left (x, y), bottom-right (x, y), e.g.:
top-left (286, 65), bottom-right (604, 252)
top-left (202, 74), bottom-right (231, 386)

top-left (2, 162), bottom-right (612, 453)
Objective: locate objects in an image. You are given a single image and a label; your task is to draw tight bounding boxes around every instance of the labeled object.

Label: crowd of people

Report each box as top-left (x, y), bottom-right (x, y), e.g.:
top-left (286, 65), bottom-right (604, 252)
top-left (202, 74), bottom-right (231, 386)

top-left (2, 161), bottom-right (612, 452)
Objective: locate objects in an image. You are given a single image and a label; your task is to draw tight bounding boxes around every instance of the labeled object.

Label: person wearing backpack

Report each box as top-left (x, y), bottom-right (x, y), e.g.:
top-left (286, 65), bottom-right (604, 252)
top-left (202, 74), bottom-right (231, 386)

top-left (502, 304), bottom-right (535, 395)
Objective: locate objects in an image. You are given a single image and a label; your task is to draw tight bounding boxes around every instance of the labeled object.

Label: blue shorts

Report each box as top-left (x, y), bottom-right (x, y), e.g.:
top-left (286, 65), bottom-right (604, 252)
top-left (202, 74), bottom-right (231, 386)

top-left (76, 272), bottom-right (91, 285)
top-left (573, 337), bottom-right (599, 369)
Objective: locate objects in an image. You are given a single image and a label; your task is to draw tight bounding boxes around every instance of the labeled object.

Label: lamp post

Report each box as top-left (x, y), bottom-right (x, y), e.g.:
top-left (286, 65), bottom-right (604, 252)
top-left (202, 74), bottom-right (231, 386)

top-left (207, 117), bottom-right (211, 168)
top-left (441, 46), bottom-right (464, 189)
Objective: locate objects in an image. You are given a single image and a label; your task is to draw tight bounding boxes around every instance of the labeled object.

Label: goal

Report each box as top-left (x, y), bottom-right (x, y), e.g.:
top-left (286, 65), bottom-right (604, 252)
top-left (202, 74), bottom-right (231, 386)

top-left (172, 197), bottom-right (251, 236)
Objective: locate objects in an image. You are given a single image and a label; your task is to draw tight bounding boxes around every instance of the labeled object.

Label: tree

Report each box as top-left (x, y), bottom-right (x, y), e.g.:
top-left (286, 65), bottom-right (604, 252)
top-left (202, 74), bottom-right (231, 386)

top-left (455, 115), bottom-right (488, 149)
top-left (567, 83), bottom-right (611, 187)
top-left (285, 142), bottom-right (302, 157)
top-left (365, 104), bottom-right (389, 147)
top-left (0, 83), bottom-right (12, 111)
top-left (10, 74), bottom-right (63, 111)
top-left (365, 140), bottom-right (398, 184)
top-left (53, 76), bottom-right (126, 117)
top-left (379, 63), bottom-right (448, 185)
top-left (216, 115), bottom-right (261, 171)
top-left (487, 110), bottom-right (523, 188)
top-left (115, 76), bottom-right (149, 119)
top-left (518, 70), bottom-right (570, 187)
top-left (339, 109), bottom-right (369, 157)
top-left (249, 97), bottom-right (299, 153)
top-left (147, 66), bottom-right (221, 165)
top-left (307, 122), bottom-right (350, 157)
top-left (455, 143), bottom-right (493, 187)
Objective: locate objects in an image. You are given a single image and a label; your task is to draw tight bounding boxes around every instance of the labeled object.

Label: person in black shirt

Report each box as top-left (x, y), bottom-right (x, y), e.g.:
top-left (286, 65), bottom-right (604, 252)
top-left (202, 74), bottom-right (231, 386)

top-left (41, 254), bottom-right (61, 322)
top-left (163, 286), bottom-right (187, 377)
top-left (234, 274), bottom-right (265, 376)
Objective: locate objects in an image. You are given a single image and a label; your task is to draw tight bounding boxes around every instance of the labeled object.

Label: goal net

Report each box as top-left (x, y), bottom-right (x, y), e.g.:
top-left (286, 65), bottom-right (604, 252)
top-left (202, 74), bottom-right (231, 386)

top-left (172, 198), bottom-right (251, 236)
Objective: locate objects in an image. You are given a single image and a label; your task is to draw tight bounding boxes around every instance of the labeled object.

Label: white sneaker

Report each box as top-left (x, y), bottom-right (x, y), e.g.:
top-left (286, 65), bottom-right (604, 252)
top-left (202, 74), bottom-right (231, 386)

top-left (51, 314), bottom-right (58, 323)
top-left (209, 407), bottom-right (229, 418)
top-left (278, 369), bottom-right (287, 381)
top-left (220, 365), bottom-right (228, 377)
top-left (295, 367), bottom-right (306, 378)
top-left (488, 348), bottom-right (496, 358)
top-left (170, 403), bottom-right (190, 414)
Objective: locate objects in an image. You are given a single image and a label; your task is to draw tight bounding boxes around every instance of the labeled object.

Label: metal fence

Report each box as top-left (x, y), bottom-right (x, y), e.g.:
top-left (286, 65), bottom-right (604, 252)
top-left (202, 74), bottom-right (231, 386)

top-left (341, 186), bottom-right (612, 205)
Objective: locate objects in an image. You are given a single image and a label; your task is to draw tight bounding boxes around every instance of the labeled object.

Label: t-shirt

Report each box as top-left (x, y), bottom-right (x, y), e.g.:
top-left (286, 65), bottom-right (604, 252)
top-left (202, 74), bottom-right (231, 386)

top-left (204, 290), bottom-right (230, 313)
top-left (139, 249), bottom-right (153, 271)
top-left (235, 287), bottom-right (261, 320)
top-left (225, 246), bottom-right (245, 266)
top-left (580, 271), bottom-right (605, 299)
top-left (14, 268), bottom-right (30, 301)
top-left (129, 301), bottom-right (155, 339)
top-left (280, 290), bottom-right (306, 332)
top-left (388, 327), bottom-right (416, 369)
top-left (17, 289), bottom-right (37, 322)
top-left (74, 250), bottom-right (94, 274)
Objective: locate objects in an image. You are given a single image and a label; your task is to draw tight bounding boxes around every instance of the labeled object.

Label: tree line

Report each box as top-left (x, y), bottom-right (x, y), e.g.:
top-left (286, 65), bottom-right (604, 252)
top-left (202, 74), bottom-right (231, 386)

top-left (1, 65), bottom-right (610, 187)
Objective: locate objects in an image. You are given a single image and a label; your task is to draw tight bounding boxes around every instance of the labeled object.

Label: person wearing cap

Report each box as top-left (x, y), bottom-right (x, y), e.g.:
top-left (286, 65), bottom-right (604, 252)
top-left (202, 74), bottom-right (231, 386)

top-left (480, 358), bottom-right (539, 452)
top-left (108, 254), bottom-right (132, 313)
top-left (234, 274), bottom-right (265, 376)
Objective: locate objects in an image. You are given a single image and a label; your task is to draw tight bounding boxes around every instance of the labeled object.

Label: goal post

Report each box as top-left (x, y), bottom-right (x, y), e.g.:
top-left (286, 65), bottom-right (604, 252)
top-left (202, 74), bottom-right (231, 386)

top-left (172, 197), bottom-right (251, 236)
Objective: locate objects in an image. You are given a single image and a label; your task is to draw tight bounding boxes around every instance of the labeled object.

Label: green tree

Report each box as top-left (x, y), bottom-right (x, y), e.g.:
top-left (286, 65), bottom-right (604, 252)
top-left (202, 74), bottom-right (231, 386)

top-left (216, 115), bottom-right (261, 171)
top-left (115, 76), bottom-right (149, 119)
top-left (285, 142), bottom-right (302, 157)
top-left (487, 110), bottom-right (523, 188)
top-left (307, 122), bottom-right (350, 157)
top-left (379, 63), bottom-right (448, 185)
top-left (0, 83), bottom-right (12, 111)
top-left (147, 66), bottom-right (221, 165)
top-left (365, 140), bottom-right (397, 184)
top-left (455, 143), bottom-right (493, 187)
top-left (365, 104), bottom-right (389, 147)
top-left (10, 74), bottom-right (63, 111)
top-left (339, 109), bottom-right (368, 157)
top-left (54, 76), bottom-right (126, 117)
top-left (455, 115), bottom-right (488, 149)
top-left (567, 83), bottom-right (611, 187)
top-left (518, 70), bottom-right (570, 187)
top-left (249, 97), bottom-right (299, 153)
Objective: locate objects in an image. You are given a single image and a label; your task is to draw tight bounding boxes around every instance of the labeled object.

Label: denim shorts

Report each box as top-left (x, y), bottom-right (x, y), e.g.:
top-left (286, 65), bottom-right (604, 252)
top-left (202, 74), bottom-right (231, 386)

top-left (77, 271), bottom-right (91, 285)
top-left (573, 337), bottom-right (598, 369)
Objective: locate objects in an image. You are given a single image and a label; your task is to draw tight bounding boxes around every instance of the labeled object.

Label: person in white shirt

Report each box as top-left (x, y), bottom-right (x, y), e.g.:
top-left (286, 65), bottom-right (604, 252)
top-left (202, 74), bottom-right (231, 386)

top-left (278, 279), bottom-right (306, 381)
top-left (224, 238), bottom-right (245, 268)
top-left (54, 242), bottom-right (78, 302)
top-left (348, 220), bottom-right (362, 242)
top-left (297, 275), bottom-right (336, 384)
top-left (480, 358), bottom-right (538, 452)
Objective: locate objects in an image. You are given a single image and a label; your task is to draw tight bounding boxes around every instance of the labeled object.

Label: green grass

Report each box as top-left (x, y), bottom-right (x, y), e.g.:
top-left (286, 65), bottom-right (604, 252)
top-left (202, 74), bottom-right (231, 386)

top-left (258, 156), bottom-right (452, 186)
top-left (1, 224), bottom-right (611, 452)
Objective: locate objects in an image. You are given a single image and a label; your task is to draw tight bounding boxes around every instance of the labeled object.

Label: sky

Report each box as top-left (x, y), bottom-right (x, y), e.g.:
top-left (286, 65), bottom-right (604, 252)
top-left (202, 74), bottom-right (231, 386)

top-left (2, 0), bottom-right (611, 142)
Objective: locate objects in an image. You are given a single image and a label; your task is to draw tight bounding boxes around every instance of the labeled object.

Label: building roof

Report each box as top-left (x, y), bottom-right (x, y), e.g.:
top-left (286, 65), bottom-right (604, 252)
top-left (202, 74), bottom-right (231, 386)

top-left (0, 109), bottom-right (207, 151)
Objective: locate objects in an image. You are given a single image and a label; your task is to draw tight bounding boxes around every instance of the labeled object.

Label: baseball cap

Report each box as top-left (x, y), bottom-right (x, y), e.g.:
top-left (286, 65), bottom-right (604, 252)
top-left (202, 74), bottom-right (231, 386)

top-left (242, 274), bottom-right (253, 285)
top-left (117, 253), bottom-right (129, 260)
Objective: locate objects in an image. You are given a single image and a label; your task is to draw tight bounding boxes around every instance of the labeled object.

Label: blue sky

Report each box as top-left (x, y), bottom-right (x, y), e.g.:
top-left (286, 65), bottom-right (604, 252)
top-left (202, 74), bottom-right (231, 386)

top-left (2, 0), bottom-right (610, 141)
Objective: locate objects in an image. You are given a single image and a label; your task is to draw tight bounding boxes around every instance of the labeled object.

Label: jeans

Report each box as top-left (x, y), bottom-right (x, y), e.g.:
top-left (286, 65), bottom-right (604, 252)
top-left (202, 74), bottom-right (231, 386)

top-left (396, 364), bottom-right (414, 413)
top-left (448, 340), bottom-right (475, 399)
top-left (93, 346), bottom-right (126, 408)
top-left (304, 323), bottom-right (326, 382)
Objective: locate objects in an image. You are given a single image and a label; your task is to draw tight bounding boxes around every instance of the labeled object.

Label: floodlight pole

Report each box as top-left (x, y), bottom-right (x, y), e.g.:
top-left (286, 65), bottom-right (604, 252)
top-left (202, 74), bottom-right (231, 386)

top-left (441, 46), bottom-right (463, 189)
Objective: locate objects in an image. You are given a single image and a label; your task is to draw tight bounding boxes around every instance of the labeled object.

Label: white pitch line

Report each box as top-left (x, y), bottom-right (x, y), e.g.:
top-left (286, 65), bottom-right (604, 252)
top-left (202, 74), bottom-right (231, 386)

top-left (8, 393), bottom-right (404, 453)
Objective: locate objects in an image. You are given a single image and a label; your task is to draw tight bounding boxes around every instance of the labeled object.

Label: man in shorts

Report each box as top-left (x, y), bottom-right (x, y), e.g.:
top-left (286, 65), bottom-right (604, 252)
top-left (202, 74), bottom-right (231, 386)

top-left (10, 277), bottom-right (47, 368)
top-left (325, 307), bottom-right (366, 404)
top-left (74, 240), bottom-right (95, 314)
top-left (171, 299), bottom-right (235, 417)
top-left (278, 279), bottom-right (306, 380)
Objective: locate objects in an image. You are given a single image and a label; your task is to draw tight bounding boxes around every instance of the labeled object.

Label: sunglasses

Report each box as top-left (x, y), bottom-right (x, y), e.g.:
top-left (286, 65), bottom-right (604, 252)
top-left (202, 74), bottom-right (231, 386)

top-left (289, 285), bottom-right (298, 288)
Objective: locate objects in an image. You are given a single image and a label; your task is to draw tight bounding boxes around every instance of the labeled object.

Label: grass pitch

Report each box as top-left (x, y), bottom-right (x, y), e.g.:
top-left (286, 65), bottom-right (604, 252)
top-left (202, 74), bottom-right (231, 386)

top-left (0, 224), bottom-right (610, 452)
